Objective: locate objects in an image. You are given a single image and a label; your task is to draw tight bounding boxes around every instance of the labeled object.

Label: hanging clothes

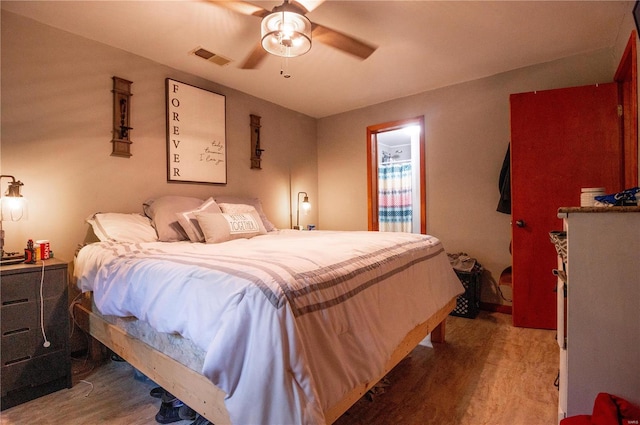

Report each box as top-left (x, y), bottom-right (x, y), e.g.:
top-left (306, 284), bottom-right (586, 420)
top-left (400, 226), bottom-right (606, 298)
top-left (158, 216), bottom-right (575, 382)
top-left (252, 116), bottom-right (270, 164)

top-left (378, 162), bottom-right (413, 232)
top-left (497, 144), bottom-right (511, 214)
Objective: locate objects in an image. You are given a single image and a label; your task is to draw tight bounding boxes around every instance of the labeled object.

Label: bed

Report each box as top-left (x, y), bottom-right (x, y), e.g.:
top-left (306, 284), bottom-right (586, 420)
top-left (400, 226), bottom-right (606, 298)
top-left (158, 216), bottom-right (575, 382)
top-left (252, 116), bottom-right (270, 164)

top-left (72, 196), bottom-right (463, 424)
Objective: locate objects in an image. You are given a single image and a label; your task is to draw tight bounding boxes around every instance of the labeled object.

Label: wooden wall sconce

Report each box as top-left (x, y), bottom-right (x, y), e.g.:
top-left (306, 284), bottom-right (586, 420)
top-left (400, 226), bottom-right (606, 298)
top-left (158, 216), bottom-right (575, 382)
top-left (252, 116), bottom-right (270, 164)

top-left (250, 114), bottom-right (264, 169)
top-left (111, 76), bottom-right (133, 157)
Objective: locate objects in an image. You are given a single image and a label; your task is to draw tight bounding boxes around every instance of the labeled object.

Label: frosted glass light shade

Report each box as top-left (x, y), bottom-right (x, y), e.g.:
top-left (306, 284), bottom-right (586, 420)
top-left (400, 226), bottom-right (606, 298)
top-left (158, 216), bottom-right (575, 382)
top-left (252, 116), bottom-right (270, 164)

top-left (0, 196), bottom-right (28, 221)
top-left (301, 196), bottom-right (310, 212)
top-left (261, 10), bottom-right (312, 57)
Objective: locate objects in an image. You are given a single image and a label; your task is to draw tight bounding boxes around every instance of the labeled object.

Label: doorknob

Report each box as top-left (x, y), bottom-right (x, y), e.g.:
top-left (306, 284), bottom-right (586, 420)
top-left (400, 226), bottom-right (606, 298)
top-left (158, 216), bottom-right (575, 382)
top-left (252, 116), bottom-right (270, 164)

top-left (515, 220), bottom-right (526, 228)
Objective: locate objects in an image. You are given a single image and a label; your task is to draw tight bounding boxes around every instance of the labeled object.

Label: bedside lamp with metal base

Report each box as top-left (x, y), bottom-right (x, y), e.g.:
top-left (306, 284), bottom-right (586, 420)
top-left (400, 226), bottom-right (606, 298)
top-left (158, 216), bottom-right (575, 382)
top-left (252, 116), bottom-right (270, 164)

top-left (1, 175), bottom-right (28, 264)
top-left (293, 191), bottom-right (310, 230)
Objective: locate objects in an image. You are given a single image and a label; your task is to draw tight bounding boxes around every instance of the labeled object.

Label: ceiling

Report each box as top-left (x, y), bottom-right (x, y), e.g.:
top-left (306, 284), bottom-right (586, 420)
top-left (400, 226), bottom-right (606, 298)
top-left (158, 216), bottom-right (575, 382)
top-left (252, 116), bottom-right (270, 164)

top-left (1, 1), bottom-right (633, 118)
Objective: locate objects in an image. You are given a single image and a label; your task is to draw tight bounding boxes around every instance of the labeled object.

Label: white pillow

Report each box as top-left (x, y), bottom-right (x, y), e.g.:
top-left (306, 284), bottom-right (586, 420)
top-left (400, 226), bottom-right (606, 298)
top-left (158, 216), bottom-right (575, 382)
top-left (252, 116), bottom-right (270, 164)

top-left (195, 211), bottom-right (267, 244)
top-left (218, 204), bottom-right (267, 235)
top-left (87, 213), bottom-right (158, 243)
top-left (175, 197), bottom-right (222, 242)
top-left (214, 196), bottom-right (277, 232)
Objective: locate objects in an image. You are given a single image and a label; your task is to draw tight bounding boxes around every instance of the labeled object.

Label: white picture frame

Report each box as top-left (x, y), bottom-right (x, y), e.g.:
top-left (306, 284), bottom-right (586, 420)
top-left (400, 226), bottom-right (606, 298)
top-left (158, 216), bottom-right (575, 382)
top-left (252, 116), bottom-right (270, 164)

top-left (166, 79), bottom-right (227, 184)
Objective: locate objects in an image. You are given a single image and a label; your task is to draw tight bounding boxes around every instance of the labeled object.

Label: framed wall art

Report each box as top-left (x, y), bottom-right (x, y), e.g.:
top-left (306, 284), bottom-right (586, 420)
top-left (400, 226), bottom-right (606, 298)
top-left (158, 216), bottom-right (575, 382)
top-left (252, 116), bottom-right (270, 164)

top-left (166, 79), bottom-right (227, 184)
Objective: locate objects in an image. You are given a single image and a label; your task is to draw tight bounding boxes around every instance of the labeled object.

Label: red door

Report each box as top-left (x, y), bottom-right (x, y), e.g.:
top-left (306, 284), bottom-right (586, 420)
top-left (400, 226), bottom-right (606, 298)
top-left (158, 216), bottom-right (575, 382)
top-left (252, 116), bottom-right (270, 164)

top-left (510, 83), bottom-right (623, 329)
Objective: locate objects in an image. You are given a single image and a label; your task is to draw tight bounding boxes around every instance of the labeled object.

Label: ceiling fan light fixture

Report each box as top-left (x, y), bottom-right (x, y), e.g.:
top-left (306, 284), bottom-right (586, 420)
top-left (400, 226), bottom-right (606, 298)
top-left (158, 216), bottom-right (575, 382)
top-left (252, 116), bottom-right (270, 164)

top-left (261, 6), bottom-right (312, 58)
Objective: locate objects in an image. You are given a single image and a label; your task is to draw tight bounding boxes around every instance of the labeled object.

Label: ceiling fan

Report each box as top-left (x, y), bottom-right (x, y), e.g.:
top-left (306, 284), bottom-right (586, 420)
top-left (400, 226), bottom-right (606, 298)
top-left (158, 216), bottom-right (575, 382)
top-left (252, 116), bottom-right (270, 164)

top-left (210, 0), bottom-right (378, 69)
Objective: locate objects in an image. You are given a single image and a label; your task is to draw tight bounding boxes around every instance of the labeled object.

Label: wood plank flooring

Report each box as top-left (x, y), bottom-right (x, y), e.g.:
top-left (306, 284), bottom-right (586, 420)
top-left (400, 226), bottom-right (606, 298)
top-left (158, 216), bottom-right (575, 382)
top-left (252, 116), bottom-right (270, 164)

top-left (0, 311), bottom-right (558, 425)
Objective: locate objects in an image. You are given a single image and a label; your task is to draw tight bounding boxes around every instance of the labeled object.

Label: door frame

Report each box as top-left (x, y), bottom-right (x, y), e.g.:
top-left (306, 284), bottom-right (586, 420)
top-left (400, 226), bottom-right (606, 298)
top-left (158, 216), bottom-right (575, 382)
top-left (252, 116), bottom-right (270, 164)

top-left (366, 116), bottom-right (427, 233)
top-left (614, 30), bottom-right (638, 188)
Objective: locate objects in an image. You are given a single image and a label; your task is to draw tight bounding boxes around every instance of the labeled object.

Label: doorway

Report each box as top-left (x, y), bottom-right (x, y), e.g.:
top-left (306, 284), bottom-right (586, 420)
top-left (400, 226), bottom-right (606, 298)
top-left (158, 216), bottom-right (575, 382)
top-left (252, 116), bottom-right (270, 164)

top-left (367, 116), bottom-right (426, 234)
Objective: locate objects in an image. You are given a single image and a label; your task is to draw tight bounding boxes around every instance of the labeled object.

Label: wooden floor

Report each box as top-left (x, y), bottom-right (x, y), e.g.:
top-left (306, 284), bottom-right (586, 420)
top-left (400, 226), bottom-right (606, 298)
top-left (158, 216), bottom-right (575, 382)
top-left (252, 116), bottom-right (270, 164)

top-left (0, 311), bottom-right (558, 425)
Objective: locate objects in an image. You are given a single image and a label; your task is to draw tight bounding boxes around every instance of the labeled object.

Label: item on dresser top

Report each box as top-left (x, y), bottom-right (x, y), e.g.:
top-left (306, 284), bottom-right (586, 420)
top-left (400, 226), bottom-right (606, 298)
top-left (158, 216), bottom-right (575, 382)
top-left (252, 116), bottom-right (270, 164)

top-left (35, 240), bottom-right (50, 260)
top-left (0, 252), bottom-right (25, 265)
top-left (580, 188), bottom-right (605, 207)
top-left (594, 187), bottom-right (640, 207)
top-left (24, 239), bottom-right (36, 264)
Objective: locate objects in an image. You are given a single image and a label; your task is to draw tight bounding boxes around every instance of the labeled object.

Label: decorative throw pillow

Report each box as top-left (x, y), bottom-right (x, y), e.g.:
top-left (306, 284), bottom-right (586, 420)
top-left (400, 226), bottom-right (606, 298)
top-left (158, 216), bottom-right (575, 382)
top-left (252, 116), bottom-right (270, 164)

top-left (87, 213), bottom-right (158, 243)
top-left (143, 196), bottom-right (203, 242)
top-left (218, 203), bottom-right (255, 214)
top-left (175, 197), bottom-right (222, 242)
top-left (195, 210), bottom-right (267, 244)
top-left (213, 196), bottom-right (277, 232)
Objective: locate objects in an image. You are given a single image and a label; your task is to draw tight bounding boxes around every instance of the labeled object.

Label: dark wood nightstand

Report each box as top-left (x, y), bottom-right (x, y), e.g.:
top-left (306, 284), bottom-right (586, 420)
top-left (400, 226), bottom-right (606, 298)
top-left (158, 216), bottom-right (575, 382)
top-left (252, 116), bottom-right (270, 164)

top-left (1, 258), bottom-right (71, 410)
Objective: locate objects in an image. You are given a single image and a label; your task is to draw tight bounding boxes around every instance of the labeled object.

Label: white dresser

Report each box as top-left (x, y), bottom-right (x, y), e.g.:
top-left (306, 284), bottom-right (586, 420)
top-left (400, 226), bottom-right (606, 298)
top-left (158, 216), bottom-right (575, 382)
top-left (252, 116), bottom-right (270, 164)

top-left (555, 207), bottom-right (640, 422)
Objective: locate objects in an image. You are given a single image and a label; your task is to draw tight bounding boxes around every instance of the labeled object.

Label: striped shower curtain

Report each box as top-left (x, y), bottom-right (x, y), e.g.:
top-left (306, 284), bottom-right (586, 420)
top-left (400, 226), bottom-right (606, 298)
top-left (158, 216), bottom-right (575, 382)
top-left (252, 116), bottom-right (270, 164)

top-left (378, 163), bottom-right (413, 232)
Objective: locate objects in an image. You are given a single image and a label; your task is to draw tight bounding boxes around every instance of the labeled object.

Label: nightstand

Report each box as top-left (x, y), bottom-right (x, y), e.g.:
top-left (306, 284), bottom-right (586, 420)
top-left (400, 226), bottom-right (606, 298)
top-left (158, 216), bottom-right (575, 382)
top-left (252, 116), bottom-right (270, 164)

top-left (1, 258), bottom-right (72, 410)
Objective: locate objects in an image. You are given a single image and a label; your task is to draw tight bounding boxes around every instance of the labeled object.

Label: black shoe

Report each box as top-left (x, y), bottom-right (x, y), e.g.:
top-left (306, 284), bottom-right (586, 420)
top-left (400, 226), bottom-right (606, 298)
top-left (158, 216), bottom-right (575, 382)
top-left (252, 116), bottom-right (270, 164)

top-left (155, 401), bottom-right (182, 424)
top-left (150, 386), bottom-right (163, 399)
top-left (155, 391), bottom-right (197, 424)
top-left (155, 392), bottom-right (183, 424)
top-left (190, 415), bottom-right (212, 425)
top-left (110, 353), bottom-right (125, 362)
top-left (179, 405), bottom-right (196, 421)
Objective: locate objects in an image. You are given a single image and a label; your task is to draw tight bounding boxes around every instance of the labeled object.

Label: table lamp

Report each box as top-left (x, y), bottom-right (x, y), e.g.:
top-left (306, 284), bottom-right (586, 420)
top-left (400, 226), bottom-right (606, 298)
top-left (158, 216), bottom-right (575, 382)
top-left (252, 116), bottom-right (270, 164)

top-left (294, 191), bottom-right (310, 230)
top-left (1, 175), bottom-right (28, 261)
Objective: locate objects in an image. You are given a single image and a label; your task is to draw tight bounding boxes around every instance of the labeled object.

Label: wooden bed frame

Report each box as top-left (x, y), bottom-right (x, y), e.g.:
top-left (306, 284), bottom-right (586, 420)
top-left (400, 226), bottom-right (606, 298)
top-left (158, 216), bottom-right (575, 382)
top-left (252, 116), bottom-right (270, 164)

top-left (74, 294), bottom-right (456, 424)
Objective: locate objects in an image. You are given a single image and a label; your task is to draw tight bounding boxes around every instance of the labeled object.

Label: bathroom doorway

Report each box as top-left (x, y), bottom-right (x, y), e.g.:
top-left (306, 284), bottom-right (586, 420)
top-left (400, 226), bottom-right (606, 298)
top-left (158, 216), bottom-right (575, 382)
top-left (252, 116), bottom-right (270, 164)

top-left (367, 116), bottom-right (426, 234)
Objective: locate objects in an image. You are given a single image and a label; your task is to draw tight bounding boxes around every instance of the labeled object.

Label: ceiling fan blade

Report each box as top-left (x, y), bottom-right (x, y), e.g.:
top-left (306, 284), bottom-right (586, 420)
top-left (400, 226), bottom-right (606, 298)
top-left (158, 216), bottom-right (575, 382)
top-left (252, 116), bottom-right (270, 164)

top-left (240, 42), bottom-right (269, 69)
top-left (312, 23), bottom-right (377, 60)
top-left (207, 1), bottom-right (270, 18)
top-left (292, 0), bottom-right (325, 13)
top-left (208, 0), bottom-right (375, 65)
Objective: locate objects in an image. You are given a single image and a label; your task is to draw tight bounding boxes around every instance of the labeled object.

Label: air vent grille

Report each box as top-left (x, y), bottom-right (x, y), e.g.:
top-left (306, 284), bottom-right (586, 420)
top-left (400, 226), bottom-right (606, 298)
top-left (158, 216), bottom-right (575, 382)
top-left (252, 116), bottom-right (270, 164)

top-left (191, 47), bottom-right (232, 67)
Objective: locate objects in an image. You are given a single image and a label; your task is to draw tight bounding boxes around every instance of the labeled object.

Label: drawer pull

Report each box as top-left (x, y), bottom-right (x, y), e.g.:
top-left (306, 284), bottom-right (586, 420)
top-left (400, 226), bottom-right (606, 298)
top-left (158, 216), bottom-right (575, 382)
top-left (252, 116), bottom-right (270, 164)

top-left (3, 327), bottom-right (30, 336)
top-left (2, 298), bottom-right (29, 306)
top-left (5, 355), bottom-right (31, 366)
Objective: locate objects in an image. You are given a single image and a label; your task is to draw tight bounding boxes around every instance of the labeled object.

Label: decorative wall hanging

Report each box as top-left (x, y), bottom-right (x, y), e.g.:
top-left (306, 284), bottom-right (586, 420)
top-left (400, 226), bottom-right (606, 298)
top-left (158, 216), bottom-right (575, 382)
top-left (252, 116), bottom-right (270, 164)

top-left (250, 114), bottom-right (264, 169)
top-left (111, 76), bottom-right (133, 157)
top-left (166, 79), bottom-right (226, 184)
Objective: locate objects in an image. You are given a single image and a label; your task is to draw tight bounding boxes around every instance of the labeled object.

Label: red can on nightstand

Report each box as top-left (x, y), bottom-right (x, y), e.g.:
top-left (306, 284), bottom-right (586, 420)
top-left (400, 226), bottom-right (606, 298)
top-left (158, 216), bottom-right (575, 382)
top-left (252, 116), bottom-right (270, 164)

top-left (36, 240), bottom-right (50, 260)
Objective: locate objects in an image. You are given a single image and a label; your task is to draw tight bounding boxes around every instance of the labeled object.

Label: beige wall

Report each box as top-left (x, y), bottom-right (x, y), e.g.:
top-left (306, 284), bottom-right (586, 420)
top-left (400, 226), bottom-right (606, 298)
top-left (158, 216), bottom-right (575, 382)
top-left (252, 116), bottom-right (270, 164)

top-left (1, 11), bottom-right (318, 262)
top-left (317, 40), bottom-right (634, 305)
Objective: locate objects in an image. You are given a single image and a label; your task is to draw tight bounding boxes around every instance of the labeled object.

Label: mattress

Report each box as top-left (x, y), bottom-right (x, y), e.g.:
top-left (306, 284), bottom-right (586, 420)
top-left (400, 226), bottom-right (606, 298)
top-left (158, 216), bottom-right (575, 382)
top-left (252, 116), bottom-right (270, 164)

top-left (74, 229), bottom-right (463, 424)
top-left (96, 308), bottom-right (205, 373)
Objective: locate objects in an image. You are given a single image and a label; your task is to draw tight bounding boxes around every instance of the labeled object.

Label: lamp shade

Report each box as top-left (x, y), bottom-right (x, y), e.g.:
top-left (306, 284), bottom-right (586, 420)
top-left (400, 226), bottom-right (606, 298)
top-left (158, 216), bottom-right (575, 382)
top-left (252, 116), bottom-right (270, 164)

top-left (0, 176), bottom-right (27, 221)
top-left (261, 7), bottom-right (312, 58)
top-left (0, 197), bottom-right (28, 222)
top-left (301, 195), bottom-right (310, 211)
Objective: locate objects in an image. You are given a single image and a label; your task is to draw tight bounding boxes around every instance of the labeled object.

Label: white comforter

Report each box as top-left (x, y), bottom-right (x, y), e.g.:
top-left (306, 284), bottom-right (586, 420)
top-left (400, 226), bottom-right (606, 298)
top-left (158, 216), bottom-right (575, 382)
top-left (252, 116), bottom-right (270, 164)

top-left (74, 230), bottom-right (463, 425)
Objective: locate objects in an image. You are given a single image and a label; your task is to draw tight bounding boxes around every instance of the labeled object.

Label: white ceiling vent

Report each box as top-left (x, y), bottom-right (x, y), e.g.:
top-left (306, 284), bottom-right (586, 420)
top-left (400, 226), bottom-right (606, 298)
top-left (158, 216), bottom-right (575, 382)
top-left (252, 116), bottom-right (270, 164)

top-left (191, 47), bottom-right (232, 67)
